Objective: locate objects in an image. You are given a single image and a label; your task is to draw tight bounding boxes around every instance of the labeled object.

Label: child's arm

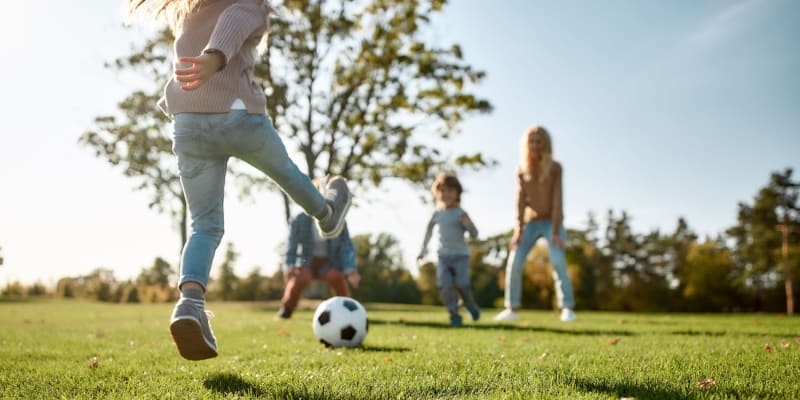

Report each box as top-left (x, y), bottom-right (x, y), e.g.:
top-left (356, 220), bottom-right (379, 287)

top-left (205, 2), bottom-right (268, 70)
top-left (417, 212), bottom-right (437, 261)
top-left (461, 210), bottom-right (479, 239)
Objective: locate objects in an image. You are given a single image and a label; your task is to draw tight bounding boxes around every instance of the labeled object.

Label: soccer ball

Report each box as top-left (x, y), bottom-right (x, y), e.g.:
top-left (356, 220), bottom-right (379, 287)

top-left (312, 296), bottom-right (368, 348)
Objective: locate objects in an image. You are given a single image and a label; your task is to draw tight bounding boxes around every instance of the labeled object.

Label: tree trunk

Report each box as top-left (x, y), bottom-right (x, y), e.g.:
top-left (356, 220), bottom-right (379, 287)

top-left (779, 223), bottom-right (794, 315)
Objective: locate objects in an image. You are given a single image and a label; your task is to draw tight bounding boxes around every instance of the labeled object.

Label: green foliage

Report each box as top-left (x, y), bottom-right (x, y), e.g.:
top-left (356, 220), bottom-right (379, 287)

top-left (2, 301), bottom-right (800, 399)
top-left (727, 168), bottom-right (800, 312)
top-left (351, 233), bottom-right (420, 303)
top-left (261, 0), bottom-right (494, 191)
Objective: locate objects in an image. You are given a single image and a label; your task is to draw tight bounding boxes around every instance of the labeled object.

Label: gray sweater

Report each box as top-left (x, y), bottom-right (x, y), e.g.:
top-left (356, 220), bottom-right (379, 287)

top-left (419, 207), bottom-right (479, 257)
top-left (159, 0), bottom-right (269, 115)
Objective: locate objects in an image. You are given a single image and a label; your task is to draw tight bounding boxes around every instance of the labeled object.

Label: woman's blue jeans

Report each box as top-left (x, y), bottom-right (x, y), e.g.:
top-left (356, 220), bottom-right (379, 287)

top-left (172, 111), bottom-right (326, 290)
top-left (504, 220), bottom-right (575, 309)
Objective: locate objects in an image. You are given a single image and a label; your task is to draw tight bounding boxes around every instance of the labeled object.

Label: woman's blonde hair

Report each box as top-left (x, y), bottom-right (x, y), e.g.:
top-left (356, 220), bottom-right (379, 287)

top-left (519, 125), bottom-right (553, 183)
top-left (430, 173), bottom-right (463, 206)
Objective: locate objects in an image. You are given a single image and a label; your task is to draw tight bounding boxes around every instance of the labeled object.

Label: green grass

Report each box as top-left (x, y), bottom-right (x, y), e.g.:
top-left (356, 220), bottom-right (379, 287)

top-left (1, 300), bottom-right (798, 399)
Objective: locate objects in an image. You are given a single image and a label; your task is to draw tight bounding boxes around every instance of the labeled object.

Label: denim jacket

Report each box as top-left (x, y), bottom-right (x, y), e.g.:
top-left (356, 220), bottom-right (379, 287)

top-left (284, 213), bottom-right (357, 273)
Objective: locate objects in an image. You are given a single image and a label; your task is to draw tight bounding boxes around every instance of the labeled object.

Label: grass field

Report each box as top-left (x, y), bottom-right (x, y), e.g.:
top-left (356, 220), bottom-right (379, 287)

top-left (1, 299), bottom-right (798, 399)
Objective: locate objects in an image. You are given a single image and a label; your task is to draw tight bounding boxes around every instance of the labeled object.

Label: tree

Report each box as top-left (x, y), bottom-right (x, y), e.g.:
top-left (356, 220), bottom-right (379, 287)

top-left (728, 168), bottom-right (800, 313)
top-left (211, 243), bottom-right (240, 301)
top-left (262, 0), bottom-right (493, 207)
top-left (680, 239), bottom-right (742, 312)
top-left (137, 257), bottom-right (174, 288)
top-left (351, 233), bottom-right (420, 303)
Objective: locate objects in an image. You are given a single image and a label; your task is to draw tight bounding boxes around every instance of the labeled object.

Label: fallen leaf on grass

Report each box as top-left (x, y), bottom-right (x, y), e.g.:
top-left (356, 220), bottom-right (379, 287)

top-left (279, 327), bottom-right (290, 337)
top-left (538, 353), bottom-right (548, 361)
top-left (696, 378), bottom-right (716, 389)
top-left (498, 335), bottom-right (506, 343)
top-left (780, 340), bottom-right (791, 348)
top-left (608, 337), bottom-right (621, 345)
top-left (764, 343), bottom-right (773, 353)
top-left (88, 357), bottom-right (99, 369)
top-left (620, 397), bottom-right (635, 400)
top-left (795, 337), bottom-right (800, 345)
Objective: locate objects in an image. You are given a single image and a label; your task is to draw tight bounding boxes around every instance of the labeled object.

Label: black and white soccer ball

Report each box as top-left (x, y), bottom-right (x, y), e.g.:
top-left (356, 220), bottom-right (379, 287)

top-left (312, 296), bottom-right (368, 348)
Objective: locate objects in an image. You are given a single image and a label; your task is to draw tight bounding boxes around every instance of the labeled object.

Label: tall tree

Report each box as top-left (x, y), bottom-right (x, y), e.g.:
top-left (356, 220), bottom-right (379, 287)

top-left (728, 168), bottom-right (800, 313)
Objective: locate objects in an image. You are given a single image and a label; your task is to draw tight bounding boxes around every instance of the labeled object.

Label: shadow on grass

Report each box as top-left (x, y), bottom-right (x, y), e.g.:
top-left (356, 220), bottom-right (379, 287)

top-left (358, 344), bottom-right (411, 352)
top-left (204, 373), bottom-right (268, 397)
top-left (570, 376), bottom-right (762, 400)
top-left (369, 318), bottom-right (635, 336)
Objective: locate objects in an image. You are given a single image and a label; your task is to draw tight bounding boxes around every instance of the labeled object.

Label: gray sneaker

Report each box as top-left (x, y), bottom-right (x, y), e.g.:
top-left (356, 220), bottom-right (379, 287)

top-left (316, 176), bottom-right (352, 239)
top-left (169, 298), bottom-right (218, 360)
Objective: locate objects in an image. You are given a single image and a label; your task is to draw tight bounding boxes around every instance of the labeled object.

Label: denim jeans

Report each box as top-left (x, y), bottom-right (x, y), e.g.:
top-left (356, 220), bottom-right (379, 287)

top-left (504, 220), bottom-right (575, 309)
top-left (172, 111), bottom-right (326, 289)
top-left (437, 254), bottom-right (477, 319)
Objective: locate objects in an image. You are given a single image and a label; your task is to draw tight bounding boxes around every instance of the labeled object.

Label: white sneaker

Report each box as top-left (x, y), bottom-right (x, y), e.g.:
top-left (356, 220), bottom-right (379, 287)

top-left (493, 309), bottom-right (518, 321)
top-left (560, 308), bottom-right (576, 322)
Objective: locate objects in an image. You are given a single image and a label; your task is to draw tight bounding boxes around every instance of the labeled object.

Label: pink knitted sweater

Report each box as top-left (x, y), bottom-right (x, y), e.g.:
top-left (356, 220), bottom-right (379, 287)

top-left (159, 0), bottom-right (269, 115)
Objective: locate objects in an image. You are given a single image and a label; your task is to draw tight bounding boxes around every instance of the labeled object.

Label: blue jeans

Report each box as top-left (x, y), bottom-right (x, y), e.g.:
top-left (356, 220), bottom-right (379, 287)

top-left (504, 220), bottom-right (575, 309)
top-left (172, 111), bottom-right (326, 289)
top-left (437, 254), bottom-right (476, 319)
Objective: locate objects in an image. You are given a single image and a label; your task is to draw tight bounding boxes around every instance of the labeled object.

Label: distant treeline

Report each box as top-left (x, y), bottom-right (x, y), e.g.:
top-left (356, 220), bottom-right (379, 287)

top-left (2, 168), bottom-right (798, 313)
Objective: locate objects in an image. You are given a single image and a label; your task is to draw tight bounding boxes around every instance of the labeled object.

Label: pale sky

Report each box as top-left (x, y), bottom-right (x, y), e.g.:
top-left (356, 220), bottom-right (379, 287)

top-left (1, 0), bottom-right (798, 286)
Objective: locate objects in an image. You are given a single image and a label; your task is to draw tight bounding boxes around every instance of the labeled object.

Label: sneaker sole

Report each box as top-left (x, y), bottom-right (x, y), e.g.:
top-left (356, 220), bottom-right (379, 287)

top-left (318, 190), bottom-right (352, 239)
top-left (170, 317), bottom-right (217, 361)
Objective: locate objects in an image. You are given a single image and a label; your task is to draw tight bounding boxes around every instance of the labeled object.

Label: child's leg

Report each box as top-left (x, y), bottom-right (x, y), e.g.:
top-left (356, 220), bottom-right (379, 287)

top-left (281, 267), bottom-right (313, 310)
top-left (231, 114), bottom-right (327, 217)
top-left (320, 267), bottom-right (351, 297)
top-left (451, 255), bottom-right (480, 320)
top-left (437, 255), bottom-right (460, 322)
top-left (169, 113), bottom-right (230, 360)
top-left (544, 223), bottom-right (575, 309)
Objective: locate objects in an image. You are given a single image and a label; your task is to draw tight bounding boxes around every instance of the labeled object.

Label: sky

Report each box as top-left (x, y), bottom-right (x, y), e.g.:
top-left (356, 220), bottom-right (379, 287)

top-left (1, 0), bottom-right (798, 287)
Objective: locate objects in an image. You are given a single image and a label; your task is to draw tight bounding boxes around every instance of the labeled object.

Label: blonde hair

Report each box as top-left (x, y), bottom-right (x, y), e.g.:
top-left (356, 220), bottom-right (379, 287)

top-left (127, 0), bottom-right (207, 30)
top-left (128, 0), bottom-right (272, 33)
top-left (519, 125), bottom-right (553, 183)
top-left (431, 173), bottom-right (463, 207)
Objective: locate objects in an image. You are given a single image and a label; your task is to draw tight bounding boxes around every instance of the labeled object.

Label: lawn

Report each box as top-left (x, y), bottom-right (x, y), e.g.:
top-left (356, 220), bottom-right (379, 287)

top-left (1, 299), bottom-right (798, 399)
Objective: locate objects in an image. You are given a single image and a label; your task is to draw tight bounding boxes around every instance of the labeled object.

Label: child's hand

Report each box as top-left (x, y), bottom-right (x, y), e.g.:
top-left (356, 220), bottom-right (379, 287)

top-left (347, 270), bottom-right (361, 288)
top-left (174, 52), bottom-right (224, 91)
top-left (551, 231), bottom-right (565, 250)
top-left (509, 231), bottom-right (521, 250)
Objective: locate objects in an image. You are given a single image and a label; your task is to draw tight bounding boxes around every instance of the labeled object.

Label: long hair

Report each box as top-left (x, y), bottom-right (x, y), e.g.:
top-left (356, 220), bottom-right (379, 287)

top-left (519, 125), bottom-right (553, 183)
top-left (431, 173), bottom-right (463, 207)
top-left (127, 0), bottom-right (272, 33)
top-left (127, 0), bottom-right (208, 30)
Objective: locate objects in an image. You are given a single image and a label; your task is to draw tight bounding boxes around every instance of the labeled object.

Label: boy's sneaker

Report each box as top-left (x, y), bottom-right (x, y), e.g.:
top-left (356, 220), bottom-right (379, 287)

top-left (316, 176), bottom-right (352, 239)
top-left (493, 309), bottom-right (518, 321)
top-left (450, 315), bottom-right (463, 327)
top-left (169, 298), bottom-right (217, 360)
top-left (560, 308), bottom-right (576, 322)
top-left (466, 303), bottom-right (481, 322)
top-left (275, 305), bottom-right (293, 320)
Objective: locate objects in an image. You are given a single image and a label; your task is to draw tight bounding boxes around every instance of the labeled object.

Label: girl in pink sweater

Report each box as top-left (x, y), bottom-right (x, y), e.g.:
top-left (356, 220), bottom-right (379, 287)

top-left (128, 0), bottom-right (352, 360)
